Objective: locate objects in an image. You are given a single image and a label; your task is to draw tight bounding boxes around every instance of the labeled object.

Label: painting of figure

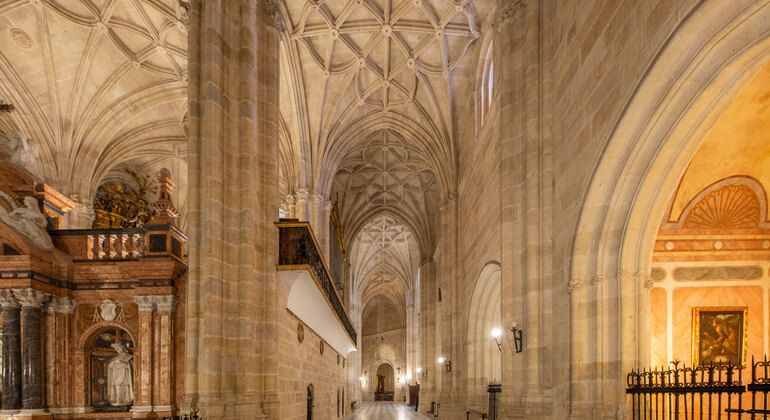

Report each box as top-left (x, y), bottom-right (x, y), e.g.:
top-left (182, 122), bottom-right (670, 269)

top-left (692, 307), bottom-right (748, 368)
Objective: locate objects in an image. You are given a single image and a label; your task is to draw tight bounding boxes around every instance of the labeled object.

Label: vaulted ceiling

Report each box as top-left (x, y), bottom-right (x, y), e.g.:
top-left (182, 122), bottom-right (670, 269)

top-left (278, 0), bottom-right (481, 309)
top-left (350, 213), bottom-right (420, 314)
top-left (0, 0), bottom-right (188, 224)
top-left (278, 0), bottom-right (480, 197)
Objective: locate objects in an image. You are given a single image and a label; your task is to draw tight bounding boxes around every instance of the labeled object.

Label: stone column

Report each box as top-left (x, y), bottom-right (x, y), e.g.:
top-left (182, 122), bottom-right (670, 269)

top-left (14, 288), bottom-right (50, 410)
top-left (133, 296), bottom-right (155, 413)
top-left (0, 289), bottom-right (21, 411)
top-left (187, 0), bottom-right (282, 418)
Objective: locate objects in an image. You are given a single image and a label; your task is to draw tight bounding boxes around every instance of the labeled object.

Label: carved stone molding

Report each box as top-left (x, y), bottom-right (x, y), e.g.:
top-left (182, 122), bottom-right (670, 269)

top-left (636, 271), bottom-right (654, 289)
top-left (567, 280), bottom-right (582, 294)
top-left (498, 0), bottom-right (526, 27)
top-left (591, 274), bottom-right (604, 287)
top-left (0, 289), bottom-right (19, 308)
top-left (13, 289), bottom-right (50, 308)
top-left (46, 296), bottom-right (77, 314)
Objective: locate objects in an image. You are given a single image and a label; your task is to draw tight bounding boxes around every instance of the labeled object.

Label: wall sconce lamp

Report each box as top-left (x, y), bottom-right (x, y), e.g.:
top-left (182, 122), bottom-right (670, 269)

top-left (438, 357), bottom-right (451, 372)
top-left (417, 367), bottom-right (427, 379)
top-left (491, 327), bottom-right (503, 351)
top-left (360, 371), bottom-right (367, 386)
top-left (510, 322), bottom-right (523, 353)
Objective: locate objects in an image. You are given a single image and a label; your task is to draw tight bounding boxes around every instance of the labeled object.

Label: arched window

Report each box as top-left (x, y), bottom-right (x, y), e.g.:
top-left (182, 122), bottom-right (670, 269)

top-left (476, 39), bottom-right (495, 136)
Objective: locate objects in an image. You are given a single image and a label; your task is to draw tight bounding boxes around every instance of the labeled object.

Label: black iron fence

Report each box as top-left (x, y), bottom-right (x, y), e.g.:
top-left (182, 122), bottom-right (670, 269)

top-left (626, 356), bottom-right (770, 419)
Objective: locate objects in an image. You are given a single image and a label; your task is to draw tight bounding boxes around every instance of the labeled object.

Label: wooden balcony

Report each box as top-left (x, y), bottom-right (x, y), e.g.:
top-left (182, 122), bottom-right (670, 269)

top-left (276, 220), bottom-right (357, 353)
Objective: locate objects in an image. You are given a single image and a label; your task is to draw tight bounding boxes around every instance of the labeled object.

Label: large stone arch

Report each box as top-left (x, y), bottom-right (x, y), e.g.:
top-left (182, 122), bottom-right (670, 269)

top-left (569, 0), bottom-right (770, 416)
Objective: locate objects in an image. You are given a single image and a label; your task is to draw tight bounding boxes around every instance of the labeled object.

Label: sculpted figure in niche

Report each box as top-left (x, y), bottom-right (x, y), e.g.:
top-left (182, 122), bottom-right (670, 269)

top-left (1, 130), bottom-right (41, 179)
top-left (0, 193), bottom-right (53, 250)
top-left (107, 343), bottom-right (134, 406)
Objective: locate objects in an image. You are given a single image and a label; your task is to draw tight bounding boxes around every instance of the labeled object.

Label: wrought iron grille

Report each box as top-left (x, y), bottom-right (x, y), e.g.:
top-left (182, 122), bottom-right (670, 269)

top-left (626, 357), bottom-right (770, 419)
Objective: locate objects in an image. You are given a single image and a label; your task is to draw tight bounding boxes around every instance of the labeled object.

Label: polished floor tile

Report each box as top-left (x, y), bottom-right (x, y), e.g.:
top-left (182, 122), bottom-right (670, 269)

top-left (344, 401), bottom-right (434, 419)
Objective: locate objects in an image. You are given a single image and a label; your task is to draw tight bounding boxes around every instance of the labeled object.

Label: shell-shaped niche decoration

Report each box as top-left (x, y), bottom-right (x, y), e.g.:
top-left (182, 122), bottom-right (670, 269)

top-left (684, 184), bottom-right (760, 229)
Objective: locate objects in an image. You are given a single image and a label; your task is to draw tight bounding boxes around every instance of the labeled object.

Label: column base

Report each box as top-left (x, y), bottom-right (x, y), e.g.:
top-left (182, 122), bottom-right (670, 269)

top-left (130, 405), bottom-right (154, 413)
top-left (48, 407), bottom-right (94, 414)
top-left (1, 409), bottom-right (52, 419)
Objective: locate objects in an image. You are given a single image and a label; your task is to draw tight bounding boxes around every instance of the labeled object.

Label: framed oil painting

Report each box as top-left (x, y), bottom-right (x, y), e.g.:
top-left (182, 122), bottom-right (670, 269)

top-left (692, 307), bottom-right (748, 368)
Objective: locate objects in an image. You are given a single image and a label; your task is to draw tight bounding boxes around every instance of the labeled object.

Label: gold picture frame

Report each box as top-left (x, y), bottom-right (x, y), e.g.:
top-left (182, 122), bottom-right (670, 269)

top-left (692, 306), bottom-right (748, 368)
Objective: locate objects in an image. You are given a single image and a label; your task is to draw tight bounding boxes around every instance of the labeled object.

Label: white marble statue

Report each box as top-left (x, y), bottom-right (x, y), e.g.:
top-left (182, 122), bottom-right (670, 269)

top-left (107, 343), bottom-right (134, 406)
top-left (1, 130), bottom-right (41, 179)
top-left (0, 192), bottom-right (53, 251)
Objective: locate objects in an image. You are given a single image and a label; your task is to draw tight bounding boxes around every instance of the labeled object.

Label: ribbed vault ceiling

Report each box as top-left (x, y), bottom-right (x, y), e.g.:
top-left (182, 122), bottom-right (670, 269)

top-left (0, 0), bottom-right (188, 224)
top-left (277, 0), bottom-right (478, 311)
top-left (331, 129), bottom-right (439, 257)
top-left (350, 213), bottom-right (420, 315)
top-left (278, 0), bottom-right (479, 197)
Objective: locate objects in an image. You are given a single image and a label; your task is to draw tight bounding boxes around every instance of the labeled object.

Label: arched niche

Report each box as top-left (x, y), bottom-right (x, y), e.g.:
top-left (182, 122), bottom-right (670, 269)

top-left (84, 325), bottom-right (135, 411)
top-left (465, 262), bottom-right (502, 410)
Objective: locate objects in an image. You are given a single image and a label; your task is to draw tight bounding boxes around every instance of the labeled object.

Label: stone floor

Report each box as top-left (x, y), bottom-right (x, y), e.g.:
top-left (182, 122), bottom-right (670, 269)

top-left (344, 402), bottom-right (434, 419)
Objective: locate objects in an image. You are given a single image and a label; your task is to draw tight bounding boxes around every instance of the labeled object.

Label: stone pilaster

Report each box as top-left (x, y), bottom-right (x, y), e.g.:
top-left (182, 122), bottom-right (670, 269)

top-left (133, 296), bottom-right (155, 411)
top-left (14, 288), bottom-right (50, 410)
top-left (45, 296), bottom-right (76, 409)
top-left (154, 295), bottom-right (177, 410)
top-left (0, 289), bottom-right (22, 411)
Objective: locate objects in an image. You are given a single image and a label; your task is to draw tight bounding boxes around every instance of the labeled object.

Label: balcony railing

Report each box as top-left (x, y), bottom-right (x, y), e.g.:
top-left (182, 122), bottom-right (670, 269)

top-left (49, 224), bottom-right (185, 263)
top-left (276, 220), bottom-right (357, 344)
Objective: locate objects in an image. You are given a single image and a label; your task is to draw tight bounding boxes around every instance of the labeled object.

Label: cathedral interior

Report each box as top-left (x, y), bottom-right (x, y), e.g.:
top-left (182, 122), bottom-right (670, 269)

top-left (1, 0), bottom-right (770, 419)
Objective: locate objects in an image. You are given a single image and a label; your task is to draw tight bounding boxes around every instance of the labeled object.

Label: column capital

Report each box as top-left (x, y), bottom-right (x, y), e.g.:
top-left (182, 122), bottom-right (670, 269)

top-left (13, 289), bottom-right (49, 308)
top-left (46, 296), bottom-right (77, 314)
top-left (0, 289), bottom-right (19, 308)
top-left (133, 295), bottom-right (156, 312)
top-left (133, 295), bottom-right (178, 312)
top-left (264, 0), bottom-right (286, 33)
top-left (155, 295), bottom-right (178, 312)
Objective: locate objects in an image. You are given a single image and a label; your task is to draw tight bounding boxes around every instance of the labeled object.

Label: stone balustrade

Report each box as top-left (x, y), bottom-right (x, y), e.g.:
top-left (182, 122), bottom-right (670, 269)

top-left (50, 224), bottom-right (185, 262)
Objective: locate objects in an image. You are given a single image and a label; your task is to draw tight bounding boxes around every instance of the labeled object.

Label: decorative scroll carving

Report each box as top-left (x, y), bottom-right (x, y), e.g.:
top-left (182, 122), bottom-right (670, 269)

top-left (684, 184), bottom-right (760, 229)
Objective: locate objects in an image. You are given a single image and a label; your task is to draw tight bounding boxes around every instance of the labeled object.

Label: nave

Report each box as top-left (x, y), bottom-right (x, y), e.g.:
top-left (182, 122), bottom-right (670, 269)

top-left (344, 402), bottom-right (432, 420)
